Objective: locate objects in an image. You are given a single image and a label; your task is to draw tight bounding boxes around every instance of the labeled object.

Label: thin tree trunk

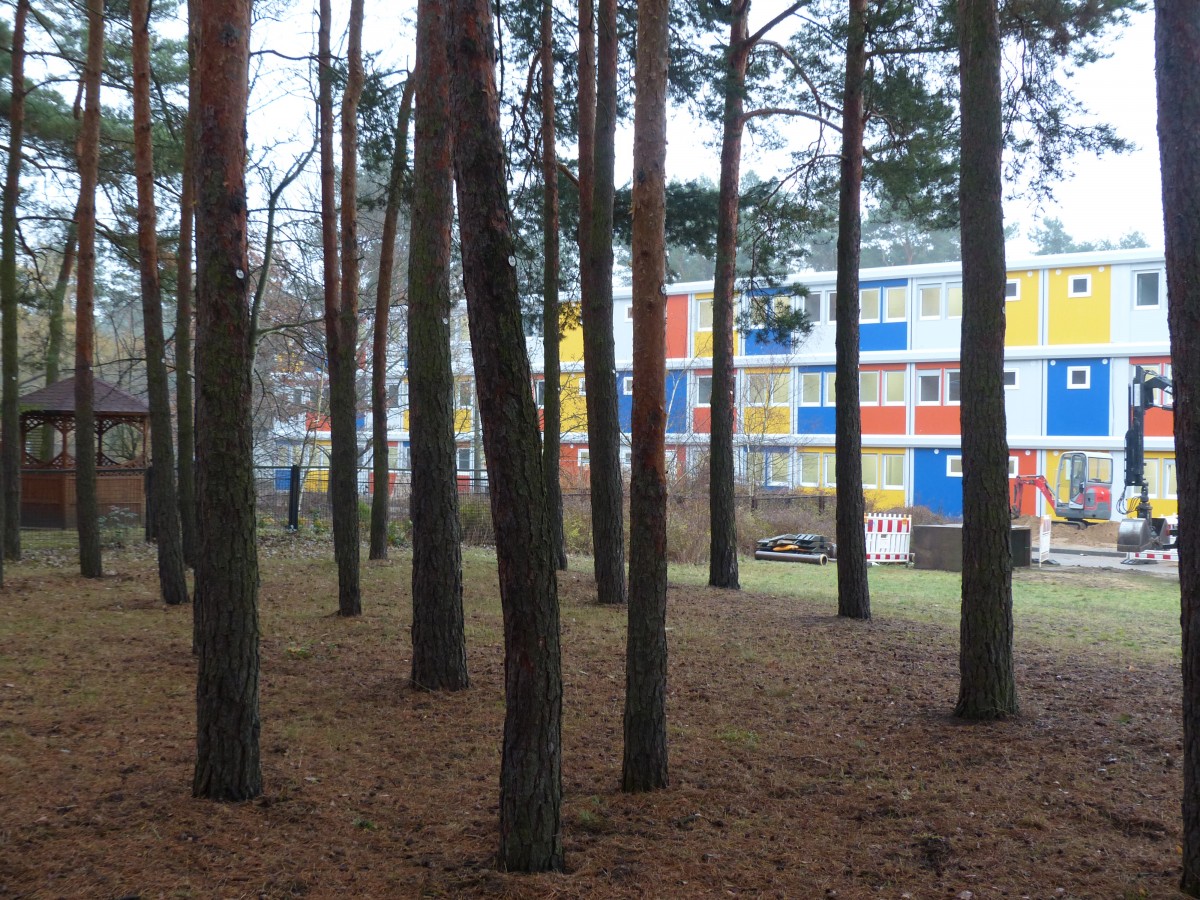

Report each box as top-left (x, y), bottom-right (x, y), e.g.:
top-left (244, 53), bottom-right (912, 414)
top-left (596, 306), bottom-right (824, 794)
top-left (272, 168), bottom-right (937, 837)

top-left (192, 0), bottom-right (261, 800)
top-left (579, 0), bottom-right (627, 605)
top-left (74, 0), bottom-right (105, 579)
top-left (449, 0), bottom-right (562, 868)
top-left (370, 78), bottom-right (413, 561)
top-left (39, 213), bottom-right (78, 463)
top-left (623, 0), bottom-right (670, 794)
top-left (1159, 2), bottom-right (1200, 890)
top-left (131, 0), bottom-right (189, 607)
top-left (708, 0), bottom-right (750, 591)
top-left (177, 0), bottom-right (198, 569)
top-left (1, 0), bottom-right (28, 564)
top-left (833, 0), bottom-right (870, 620)
top-left (954, 0), bottom-right (1016, 719)
top-left (577, 0), bottom-right (595, 282)
top-left (540, 0), bottom-right (566, 571)
top-left (320, 0), bottom-right (361, 616)
top-left (409, 0), bottom-right (466, 692)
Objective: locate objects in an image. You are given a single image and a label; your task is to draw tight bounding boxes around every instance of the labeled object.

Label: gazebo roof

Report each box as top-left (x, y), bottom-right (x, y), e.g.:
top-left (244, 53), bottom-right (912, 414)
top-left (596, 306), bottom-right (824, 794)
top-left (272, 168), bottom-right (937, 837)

top-left (20, 377), bottom-right (149, 416)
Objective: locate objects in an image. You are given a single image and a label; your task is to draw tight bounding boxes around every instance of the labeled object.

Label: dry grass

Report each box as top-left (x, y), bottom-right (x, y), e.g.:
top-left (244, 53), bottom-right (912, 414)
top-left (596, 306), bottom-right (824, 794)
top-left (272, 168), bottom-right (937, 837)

top-left (0, 541), bottom-right (1182, 899)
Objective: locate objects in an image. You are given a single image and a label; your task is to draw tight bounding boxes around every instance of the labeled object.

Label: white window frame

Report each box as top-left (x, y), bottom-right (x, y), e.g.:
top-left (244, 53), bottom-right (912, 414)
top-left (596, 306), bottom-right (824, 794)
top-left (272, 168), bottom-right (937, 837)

top-left (947, 455), bottom-right (963, 477)
top-left (797, 451), bottom-right (820, 487)
top-left (1003, 368), bottom-right (1019, 389)
top-left (917, 371), bottom-right (942, 405)
top-left (860, 370), bottom-right (880, 405)
top-left (578, 376), bottom-right (587, 397)
top-left (799, 371), bottom-right (822, 407)
top-left (767, 450), bottom-right (790, 487)
top-left (859, 287), bottom-right (881, 324)
top-left (622, 376), bottom-right (634, 396)
top-left (946, 283), bottom-right (963, 319)
top-left (1144, 458), bottom-right (1159, 498)
top-left (823, 452), bottom-right (837, 487)
top-left (456, 380), bottom-right (474, 410)
top-left (1165, 458), bottom-right (1178, 498)
top-left (883, 370), bottom-right (906, 405)
top-left (825, 291), bottom-right (837, 324)
top-left (802, 293), bottom-right (822, 324)
top-left (578, 449), bottom-right (591, 469)
top-left (1066, 365), bottom-right (1091, 390)
top-left (884, 286), bottom-right (907, 322)
top-left (861, 453), bottom-right (879, 489)
top-left (1005, 279), bottom-right (1020, 301)
top-left (457, 447), bottom-right (473, 471)
top-left (1007, 456), bottom-right (1020, 478)
top-left (1134, 271), bottom-right (1161, 309)
top-left (1068, 273), bottom-right (1092, 298)
top-left (696, 296), bottom-right (714, 331)
top-left (823, 373), bottom-right (837, 406)
top-left (696, 374), bottom-right (713, 407)
top-left (945, 369), bottom-right (961, 405)
top-left (534, 380), bottom-right (545, 408)
top-left (882, 453), bottom-right (905, 490)
top-left (625, 303), bottom-right (635, 321)
top-left (918, 284), bottom-right (942, 320)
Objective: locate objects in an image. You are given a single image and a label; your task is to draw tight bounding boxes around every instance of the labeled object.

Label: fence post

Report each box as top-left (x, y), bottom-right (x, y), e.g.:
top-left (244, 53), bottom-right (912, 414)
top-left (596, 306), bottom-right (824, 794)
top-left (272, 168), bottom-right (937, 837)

top-left (144, 465), bottom-right (155, 542)
top-left (287, 464), bottom-right (301, 531)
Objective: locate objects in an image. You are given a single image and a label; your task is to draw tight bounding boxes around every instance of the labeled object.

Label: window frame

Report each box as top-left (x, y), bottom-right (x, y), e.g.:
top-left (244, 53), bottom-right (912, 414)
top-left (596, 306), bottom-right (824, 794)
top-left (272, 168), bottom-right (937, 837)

top-left (859, 370), bottom-right (880, 405)
top-left (456, 380), bottom-right (474, 410)
top-left (696, 374), bottom-right (713, 407)
top-left (918, 284), bottom-right (942, 320)
top-left (1134, 270), bottom-right (1161, 310)
top-left (797, 451), bottom-right (820, 487)
top-left (1003, 368), bottom-right (1019, 390)
top-left (577, 376), bottom-right (587, 397)
top-left (946, 283), bottom-right (963, 319)
top-left (861, 453), bottom-right (880, 489)
top-left (456, 447), bottom-right (473, 471)
top-left (823, 452), bottom-right (837, 487)
top-left (534, 380), bottom-right (545, 408)
top-left (823, 373), bottom-right (837, 406)
top-left (946, 454), bottom-right (963, 478)
top-left (696, 296), bottom-right (714, 331)
top-left (578, 448), bottom-right (591, 469)
top-left (884, 286), bottom-right (907, 322)
top-left (799, 371), bottom-right (822, 407)
top-left (802, 293), bottom-right (822, 324)
top-left (1066, 365), bottom-right (1091, 390)
top-left (859, 287), bottom-right (881, 324)
top-left (1007, 456), bottom-right (1020, 478)
top-left (1005, 279), bottom-right (1020, 301)
top-left (1165, 458), bottom-right (1178, 498)
top-left (1068, 273), bottom-right (1093, 298)
top-left (917, 371), bottom-right (942, 405)
top-left (882, 453), bottom-right (905, 490)
top-left (945, 369), bottom-right (961, 405)
top-left (622, 376), bottom-right (634, 396)
top-left (883, 370), bottom-right (906, 405)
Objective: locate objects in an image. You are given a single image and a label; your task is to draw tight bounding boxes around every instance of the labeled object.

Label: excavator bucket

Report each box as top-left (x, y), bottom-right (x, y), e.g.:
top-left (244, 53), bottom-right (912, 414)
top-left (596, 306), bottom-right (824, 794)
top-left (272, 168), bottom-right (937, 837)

top-left (1117, 518), bottom-right (1152, 553)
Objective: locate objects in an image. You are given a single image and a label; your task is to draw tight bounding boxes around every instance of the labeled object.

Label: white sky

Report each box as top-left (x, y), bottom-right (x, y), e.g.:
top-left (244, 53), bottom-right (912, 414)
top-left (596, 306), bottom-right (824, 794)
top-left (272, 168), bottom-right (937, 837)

top-left (250, 0), bottom-right (1164, 258)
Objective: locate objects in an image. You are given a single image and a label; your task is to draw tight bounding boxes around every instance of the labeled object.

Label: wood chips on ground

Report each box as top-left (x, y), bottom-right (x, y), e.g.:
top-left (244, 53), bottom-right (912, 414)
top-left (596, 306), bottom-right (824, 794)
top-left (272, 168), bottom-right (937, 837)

top-left (0, 542), bottom-right (1182, 898)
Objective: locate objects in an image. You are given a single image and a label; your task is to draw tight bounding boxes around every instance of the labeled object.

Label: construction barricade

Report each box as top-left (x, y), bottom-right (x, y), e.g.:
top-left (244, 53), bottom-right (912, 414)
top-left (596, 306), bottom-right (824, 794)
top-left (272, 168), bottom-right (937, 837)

top-left (864, 514), bottom-right (912, 564)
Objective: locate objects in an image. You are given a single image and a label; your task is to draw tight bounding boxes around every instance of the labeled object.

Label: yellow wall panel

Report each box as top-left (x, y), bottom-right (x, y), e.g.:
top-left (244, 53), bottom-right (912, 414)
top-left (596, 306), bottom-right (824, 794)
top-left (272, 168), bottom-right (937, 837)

top-left (453, 408), bottom-right (473, 435)
top-left (1047, 265), bottom-right (1111, 345)
top-left (559, 373), bottom-right (589, 433)
top-left (1004, 269), bottom-right (1040, 346)
top-left (559, 308), bottom-right (585, 363)
top-left (865, 488), bottom-right (906, 510)
top-left (693, 331), bottom-right (714, 358)
top-left (742, 406), bottom-right (790, 435)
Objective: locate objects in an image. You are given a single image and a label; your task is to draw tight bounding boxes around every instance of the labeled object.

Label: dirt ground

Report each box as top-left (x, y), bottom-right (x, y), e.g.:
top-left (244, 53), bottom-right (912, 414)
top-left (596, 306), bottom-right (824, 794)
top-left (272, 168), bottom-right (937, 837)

top-left (0, 543), bottom-right (1183, 899)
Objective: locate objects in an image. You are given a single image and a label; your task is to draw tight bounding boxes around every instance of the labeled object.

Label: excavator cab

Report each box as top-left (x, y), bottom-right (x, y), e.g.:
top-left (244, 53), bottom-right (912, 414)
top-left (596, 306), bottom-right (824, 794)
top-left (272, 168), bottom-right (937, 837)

top-left (1052, 451), bottom-right (1113, 522)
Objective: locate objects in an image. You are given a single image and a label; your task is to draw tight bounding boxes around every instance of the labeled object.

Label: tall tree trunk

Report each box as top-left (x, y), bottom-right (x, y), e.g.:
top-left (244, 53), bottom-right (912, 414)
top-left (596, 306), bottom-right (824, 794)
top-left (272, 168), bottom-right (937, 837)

top-left (1, 0), bottom-right (28, 564)
top-left (177, 0), bottom-right (198, 569)
top-left (577, 0), bottom-right (595, 288)
top-left (409, 0), bottom-right (467, 692)
top-left (1156, 1), bottom-right (1200, 890)
top-left (580, 0), bottom-right (627, 605)
top-left (622, 0), bottom-right (670, 794)
top-left (320, 0), bottom-right (361, 616)
top-left (74, 0), bottom-right (105, 579)
top-left (39, 213), bottom-right (78, 463)
top-left (192, 0), bottom-right (261, 801)
top-left (449, 0), bottom-right (562, 868)
top-left (954, 0), bottom-right (1016, 719)
top-left (708, 0), bottom-right (750, 591)
top-left (369, 78), bottom-right (413, 561)
top-left (540, 0), bottom-right (566, 571)
top-left (131, 0), bottom-right (189, 607)
top-left (833, 0), bottom-right (870, 620)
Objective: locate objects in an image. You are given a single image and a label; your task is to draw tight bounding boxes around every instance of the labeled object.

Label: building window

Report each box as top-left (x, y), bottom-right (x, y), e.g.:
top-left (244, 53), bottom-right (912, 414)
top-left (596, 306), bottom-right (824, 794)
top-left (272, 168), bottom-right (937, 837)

top-left (798, 452), bottom-right (820, 487)
top-left (534, 380), bottom-right (545, 407)
top-left (824, 373), bottom-right (837, 406)
top-left (578, 449), bottom-right (591, 469)
top-left (748, 450), bottom-right (790, 487)
top-left (623, 376), bottom-right (633, 396)
top-left (625, 303), bottom-right (634, 321)
top-left (861, 453), bottom-right (879, 489)
top-left (803, 293), bottom-right (822, 323)
top-left (456, 380), bottom-right (474, 410)
top-left (457, 447), bottom-right (473, 471)
top-left (947, 455), bottom-right (963, 477)
top-left (919, 285), bottom-right (941, 319)
top-left (578, 377), bottom-right (587, 397)
top-left (1144, 458), bottom-right (1159, 498)
top-left (1068, 274), bottom-right (1092, 297)
top-left (799, 372), bottom-right (822, 406)
top-left (946, 369), bottom-right (961, 404)
top-left (621, 447), bottom-right (632, 469)
top-left (946, 284), bottom-right (963, 318)
top-left (860, 370), bottom-right (880, 405)
top-left (917, 371), bottom-right (941, 404)
top-left (883, 453), bottom-right (905, 489)
top-left (1166, 458), bottom-right (1178, 498)
top-left (1005, 280), bottom-right (1020, 301)
top-left (745, 371), bottom-right (789, 407)
top-left (1007, 456), bottom-right (1020, 478)
top-left (697, 297), bottom-right (714, 330)
top-left (696, 375), bottom-right (713, 406)
top-left (1066, 366), bottom-right (1091, 389)
top-left (885, 286), bottom-right (906, 322)
top-left (860, 287), bottom-right (881, 323)
top-left (823, 452), bottom-right (837, 487)
top-left (1135, 271), bottom-right (1161, 309)
top-left (825, 291), bottom-right (837, 324)
top-left (884, 370), bottom-right (905, 405)
top-left (1003, 369), bottom-right (1018, 389)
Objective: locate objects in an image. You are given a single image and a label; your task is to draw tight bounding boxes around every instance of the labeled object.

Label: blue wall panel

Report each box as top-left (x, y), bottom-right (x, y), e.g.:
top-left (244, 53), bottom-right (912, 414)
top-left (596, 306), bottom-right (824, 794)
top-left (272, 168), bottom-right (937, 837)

top-left (860, 278), bottom-right (908, 352)
top-left (913, 448), bottom-right (963, 517)
top-left (796, 366), bottom-right (836, 435)
top-left (1046, 357), bottom-right (1109, 436)
top-left (617, 371), bottom-right (633, 432)
top-left (666, 371), bottom-right (689, 433)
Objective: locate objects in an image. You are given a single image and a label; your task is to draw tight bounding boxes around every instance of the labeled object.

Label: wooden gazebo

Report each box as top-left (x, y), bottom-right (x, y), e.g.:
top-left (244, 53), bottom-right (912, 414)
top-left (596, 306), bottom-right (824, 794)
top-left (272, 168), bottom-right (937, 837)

top-left (19, 377), bottom-right (150, 528)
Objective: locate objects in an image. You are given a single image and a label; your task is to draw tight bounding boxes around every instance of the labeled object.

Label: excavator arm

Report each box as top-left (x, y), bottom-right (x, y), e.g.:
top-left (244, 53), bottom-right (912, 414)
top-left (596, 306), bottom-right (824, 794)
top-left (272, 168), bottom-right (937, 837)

top-left (1011, 474), bottom-right (1055, 519)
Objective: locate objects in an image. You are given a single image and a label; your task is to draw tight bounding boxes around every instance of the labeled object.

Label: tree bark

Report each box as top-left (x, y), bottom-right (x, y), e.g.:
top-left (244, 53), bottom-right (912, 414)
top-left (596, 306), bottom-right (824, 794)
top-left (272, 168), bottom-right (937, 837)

top-left (954, 0), bottom-right (1017, 720)
top-left (409, 0), bottom-right (467, 692)
top-left (74, 0), bottom-right (105, 579)
top-left (131, 0), bottom-right (189, 607)
top-left (833, 0), bottom-right (871, 620)
top-left (321, 0), bottom-right (362, 616)
top-left (177, 0), bottom-right (198, 569)
top-left (580, 0), bottom-right (627, 605)
top-left (449, 0), bottom-right (562, 868)
top-left (708, 0), bottom-right (750, 591)
top-left (623, 0), bottom-right (670, 794)
top-left (0, 0), bottom-right (28, 565)
top-left (369, 79), bottom-right (413, 561)
top-left (1156, 0), bottom-right (1200, 891)
top-left (192, 0), bottom-right (261, 801)
top-left (540, 0), bottom-right (567, 572)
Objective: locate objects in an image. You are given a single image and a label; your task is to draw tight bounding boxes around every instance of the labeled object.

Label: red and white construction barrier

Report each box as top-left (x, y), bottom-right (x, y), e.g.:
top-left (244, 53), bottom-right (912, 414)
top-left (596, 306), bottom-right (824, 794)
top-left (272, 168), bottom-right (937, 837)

top-left (1126, 550), bottom-right (1179, 563)
top-left (864, 514), bottom-right (912, 564)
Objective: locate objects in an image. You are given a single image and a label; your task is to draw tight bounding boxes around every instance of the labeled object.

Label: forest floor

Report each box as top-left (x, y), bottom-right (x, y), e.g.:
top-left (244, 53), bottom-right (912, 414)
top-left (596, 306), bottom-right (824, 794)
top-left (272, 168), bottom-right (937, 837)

top-left (0, 539), bottom-right (1184, 899)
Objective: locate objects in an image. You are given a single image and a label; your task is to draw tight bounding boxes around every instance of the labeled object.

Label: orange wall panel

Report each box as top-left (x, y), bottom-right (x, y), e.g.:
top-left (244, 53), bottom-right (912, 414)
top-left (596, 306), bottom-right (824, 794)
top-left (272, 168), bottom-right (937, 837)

top-left (861, 405), bottom-right (905, 435)
top-left (692, 407), bottom-right (712, 433)
top-left (666, 294), bottom-right (689, 359)
top-left (914, 405), bottom-right (961, 435)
